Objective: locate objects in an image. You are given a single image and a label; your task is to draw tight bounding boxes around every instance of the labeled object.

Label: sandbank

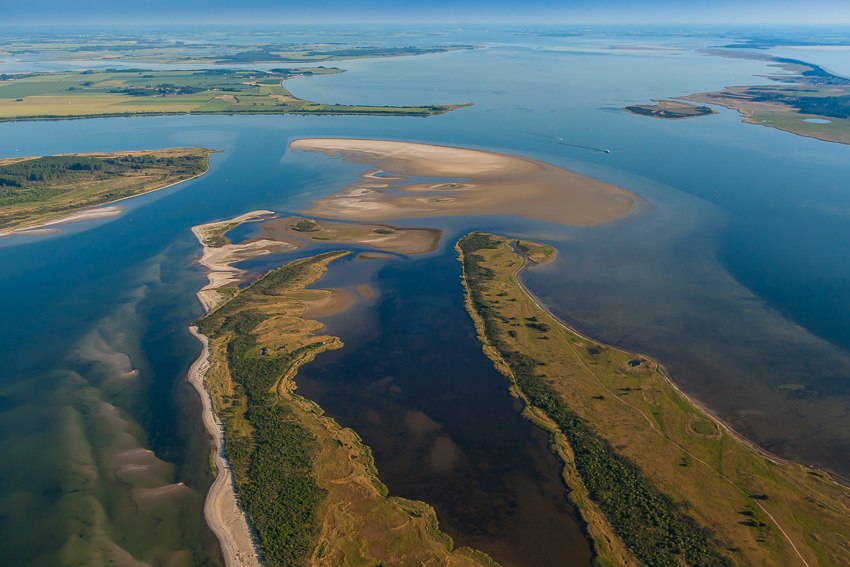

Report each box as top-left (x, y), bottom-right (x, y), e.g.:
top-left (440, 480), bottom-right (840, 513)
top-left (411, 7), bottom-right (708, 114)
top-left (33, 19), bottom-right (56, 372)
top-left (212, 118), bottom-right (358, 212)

top-left (301, 288), bottom-right (356, 318)
top-left (191, 210), bottom-right (290, 311)
top-left (255, 215), bottom-right (442, 255)
top-left (290, 138), bottom-right (637, 226)
top-left (188, 212), bottom-right (277, 566)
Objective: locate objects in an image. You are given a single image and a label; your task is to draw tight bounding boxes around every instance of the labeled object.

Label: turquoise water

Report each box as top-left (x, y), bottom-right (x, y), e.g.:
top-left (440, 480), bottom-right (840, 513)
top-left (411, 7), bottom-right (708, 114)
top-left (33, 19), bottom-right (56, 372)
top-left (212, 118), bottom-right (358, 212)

top-left (1, 27), bottom-right (850, 564)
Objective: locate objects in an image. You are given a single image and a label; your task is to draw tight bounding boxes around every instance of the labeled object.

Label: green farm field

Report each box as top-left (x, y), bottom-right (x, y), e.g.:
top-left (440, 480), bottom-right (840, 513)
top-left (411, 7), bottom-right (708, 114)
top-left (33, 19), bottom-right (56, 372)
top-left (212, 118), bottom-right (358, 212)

top-left (0, 68), bottom-right (468, 121)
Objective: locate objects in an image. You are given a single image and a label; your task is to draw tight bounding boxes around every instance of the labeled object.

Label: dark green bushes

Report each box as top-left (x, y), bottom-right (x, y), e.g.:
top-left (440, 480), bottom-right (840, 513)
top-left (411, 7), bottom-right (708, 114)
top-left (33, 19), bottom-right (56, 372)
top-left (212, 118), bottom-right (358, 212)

top-left (199, 256), bottom-right (344, 566)
top-left (459, 233), bottom-right (732, 567)
top-left (0, 153), bottom-right (206, 207)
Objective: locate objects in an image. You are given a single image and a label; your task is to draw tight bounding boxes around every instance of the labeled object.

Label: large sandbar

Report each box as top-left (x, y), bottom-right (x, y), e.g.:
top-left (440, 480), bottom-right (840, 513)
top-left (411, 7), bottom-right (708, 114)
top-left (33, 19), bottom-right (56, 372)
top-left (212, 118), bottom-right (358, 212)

top-left (290, 138), bottom-right (636, 226)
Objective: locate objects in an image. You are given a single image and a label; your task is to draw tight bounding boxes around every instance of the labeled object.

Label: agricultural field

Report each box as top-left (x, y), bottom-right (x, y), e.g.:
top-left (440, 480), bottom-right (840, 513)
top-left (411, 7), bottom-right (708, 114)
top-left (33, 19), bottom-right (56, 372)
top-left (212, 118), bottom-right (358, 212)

top-left (0, 30), bottom-right (472, 64)
top-left (0, 68), bottom-right (467, 121)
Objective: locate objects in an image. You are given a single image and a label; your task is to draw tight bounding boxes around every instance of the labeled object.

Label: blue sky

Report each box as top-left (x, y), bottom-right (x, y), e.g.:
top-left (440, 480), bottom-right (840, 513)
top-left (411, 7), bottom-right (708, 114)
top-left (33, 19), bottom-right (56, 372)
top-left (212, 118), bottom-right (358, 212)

top-left (5, 0), bottom-right (850, 25)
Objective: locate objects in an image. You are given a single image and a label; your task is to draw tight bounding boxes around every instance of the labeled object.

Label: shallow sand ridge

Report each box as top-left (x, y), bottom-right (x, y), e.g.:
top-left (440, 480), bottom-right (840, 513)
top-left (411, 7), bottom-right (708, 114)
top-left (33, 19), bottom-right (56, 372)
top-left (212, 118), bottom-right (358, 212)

top-left (290, 138), bottom-right (637, 226)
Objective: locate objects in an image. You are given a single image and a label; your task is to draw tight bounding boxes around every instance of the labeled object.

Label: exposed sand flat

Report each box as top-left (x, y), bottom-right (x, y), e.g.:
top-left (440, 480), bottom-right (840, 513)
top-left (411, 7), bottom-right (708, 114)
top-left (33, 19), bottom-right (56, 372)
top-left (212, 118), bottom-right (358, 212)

top-left (0, 205), bottom-right (123, 238)
top-left (192, 210), bottom-right (292, 311)
top-left (290, 138), bottom-right (637, 226)
top-left (255, 216), bottom-right (442, 255)
top-left (188, 211), bottom-right (297, 567)
top-left (301, 288), bottom-right (356, 318)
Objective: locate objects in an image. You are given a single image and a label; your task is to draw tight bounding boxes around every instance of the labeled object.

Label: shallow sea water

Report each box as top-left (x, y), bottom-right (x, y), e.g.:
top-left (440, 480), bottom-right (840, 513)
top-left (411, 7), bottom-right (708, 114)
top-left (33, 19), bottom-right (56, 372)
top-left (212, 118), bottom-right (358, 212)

top-left (1, 26), bottom-right (849, 564)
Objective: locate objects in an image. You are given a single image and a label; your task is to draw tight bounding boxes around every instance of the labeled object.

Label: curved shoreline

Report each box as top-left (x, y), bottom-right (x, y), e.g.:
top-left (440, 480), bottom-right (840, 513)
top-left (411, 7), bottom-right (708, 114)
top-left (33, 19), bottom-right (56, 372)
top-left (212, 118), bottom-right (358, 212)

top-left (0, 159), bottom-right (212, 239)
top-left (188, 212), bottom-right (271, 566)
top-left (458, 233), bottom-right (850, 565)
top-left (509, 259), bottom-right (815, 563)
top-left (516, 265), bottom-right (795, 470)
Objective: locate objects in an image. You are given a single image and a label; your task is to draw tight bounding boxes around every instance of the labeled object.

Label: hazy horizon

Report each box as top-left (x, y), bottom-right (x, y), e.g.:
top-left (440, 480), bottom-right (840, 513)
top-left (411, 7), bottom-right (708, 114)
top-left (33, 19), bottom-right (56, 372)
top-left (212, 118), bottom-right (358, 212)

top-left (5, 0), bottom-right (850, 26)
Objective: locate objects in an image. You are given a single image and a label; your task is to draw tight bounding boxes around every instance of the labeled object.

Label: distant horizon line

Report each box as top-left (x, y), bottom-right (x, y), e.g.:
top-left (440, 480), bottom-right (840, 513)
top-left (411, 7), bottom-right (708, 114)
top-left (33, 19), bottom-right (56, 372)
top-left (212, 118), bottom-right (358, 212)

top-left (6, 20), bottom-right (850, 27)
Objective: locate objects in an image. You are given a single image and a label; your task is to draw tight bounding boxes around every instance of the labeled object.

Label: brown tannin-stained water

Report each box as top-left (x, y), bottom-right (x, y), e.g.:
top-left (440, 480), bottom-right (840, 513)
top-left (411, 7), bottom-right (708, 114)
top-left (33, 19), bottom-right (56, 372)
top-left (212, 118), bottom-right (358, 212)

top-left (297, 252), bottom-right (593, 567)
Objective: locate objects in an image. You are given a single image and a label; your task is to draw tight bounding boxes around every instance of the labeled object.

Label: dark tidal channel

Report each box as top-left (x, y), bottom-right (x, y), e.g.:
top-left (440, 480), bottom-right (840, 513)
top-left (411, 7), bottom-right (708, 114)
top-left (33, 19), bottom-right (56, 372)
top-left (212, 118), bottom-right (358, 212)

top-left (298, 250), bottom-right (593, 567)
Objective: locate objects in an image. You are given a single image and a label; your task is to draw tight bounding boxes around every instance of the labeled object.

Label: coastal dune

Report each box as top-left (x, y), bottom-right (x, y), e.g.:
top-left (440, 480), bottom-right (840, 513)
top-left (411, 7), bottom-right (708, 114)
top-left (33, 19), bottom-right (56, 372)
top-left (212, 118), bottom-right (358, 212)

top-left (290, 138), bottom-right (637, 226)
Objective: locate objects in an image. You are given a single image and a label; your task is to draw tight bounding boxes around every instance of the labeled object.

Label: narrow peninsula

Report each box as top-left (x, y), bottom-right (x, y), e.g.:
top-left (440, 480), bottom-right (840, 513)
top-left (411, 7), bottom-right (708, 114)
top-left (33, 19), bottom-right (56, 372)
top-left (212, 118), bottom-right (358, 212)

top-left (190, 213), bottom-right (496, 567)
top-left (457, 232), bottom-right (850, 567)
top-left (685, 52), bottom-right (850, 144)
top-left (0, 147), bottom-right (212, 235)
top-left (188, 141), bottom-right (849, 566)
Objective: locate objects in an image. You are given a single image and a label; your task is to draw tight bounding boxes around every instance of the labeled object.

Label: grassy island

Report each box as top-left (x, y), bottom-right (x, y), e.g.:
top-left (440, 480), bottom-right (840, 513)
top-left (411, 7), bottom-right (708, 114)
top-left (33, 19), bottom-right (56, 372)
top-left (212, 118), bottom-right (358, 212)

top-left (0, 68), bottom-right (468, 122)
top-left (625, 100), bottom-right (716, 120)
top-left (0, 147), bottom-right (212, 233)
top-left (457, 232), bottom-right (850, 567)
top-left (196, 250), bottom-right (495, 567)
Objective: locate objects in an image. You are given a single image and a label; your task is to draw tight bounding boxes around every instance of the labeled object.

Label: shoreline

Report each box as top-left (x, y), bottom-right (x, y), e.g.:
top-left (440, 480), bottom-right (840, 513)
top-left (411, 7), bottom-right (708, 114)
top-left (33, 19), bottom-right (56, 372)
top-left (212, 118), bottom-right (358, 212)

top-left (190, 209), bottom-right (282, 312)
top-left (514, 254), bottom-right (804, 472)
top-left (187, 325), bottom-right (261, 567)
top-left (0, 105), bottom-right (466, 125)
top-left (0, 159), bottom-right (212, 239)
top-left (187, 210), bottom-right (276, 566)
top-left (509, 257), bottom-right (818, 565)
top-left (458, 233), bottom-right (849, 565)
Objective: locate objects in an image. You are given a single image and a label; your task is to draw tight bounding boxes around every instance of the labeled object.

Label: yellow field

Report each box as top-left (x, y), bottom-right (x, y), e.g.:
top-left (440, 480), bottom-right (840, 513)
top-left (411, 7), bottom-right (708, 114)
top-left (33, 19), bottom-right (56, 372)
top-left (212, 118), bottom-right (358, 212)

top-left (0, 94), bottom-right (203, 117)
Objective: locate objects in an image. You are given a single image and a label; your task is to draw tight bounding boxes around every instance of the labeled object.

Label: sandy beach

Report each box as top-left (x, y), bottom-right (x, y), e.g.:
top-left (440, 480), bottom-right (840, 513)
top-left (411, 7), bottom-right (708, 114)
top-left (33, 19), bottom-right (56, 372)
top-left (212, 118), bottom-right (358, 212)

top-left (0, 156), bottom-right (212, 239)
top-left (191, 210), bottom-right (291, 311)
top-left (0, 205), bottom-right (124, 238)
top-left (290, 138), bottom-right (637, 226)
top-left (187, 327), bottom-right (261, 567)
top-left (188, 212), bottom-right (275, 567)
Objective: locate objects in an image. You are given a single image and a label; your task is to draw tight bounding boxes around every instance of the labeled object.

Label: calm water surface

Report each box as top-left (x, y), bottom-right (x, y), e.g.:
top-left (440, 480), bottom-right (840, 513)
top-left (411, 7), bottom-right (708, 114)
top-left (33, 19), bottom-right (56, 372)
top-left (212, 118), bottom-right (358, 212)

top-left (1, 27), bottom-right (849, 565)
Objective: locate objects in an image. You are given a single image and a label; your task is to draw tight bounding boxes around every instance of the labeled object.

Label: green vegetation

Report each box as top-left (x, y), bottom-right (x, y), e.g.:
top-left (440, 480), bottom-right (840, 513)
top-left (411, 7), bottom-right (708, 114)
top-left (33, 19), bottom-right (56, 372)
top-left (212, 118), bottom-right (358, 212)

top-left (0, 147), bottom-right (211, 232)
top-left (0, 30), bottom-right (471, 65)
top-left (457, 232), bottom-right (850, 567)
top-left (625, 100), bottom-right (716, 120)
top-left (459, 233), bottom-right (730, 567)
top-left (686, 53), bottom-right (850, 144)
top-left (216, 45), bottom-right (467, 63)
top-left (515, 239), bottom-right (556, 264)
top-left (0, 68), bottom-right (469, 121)
top-left (197, 248), bottom-right (496, 566)
top-left (199, 252), bottom-right (347, 566)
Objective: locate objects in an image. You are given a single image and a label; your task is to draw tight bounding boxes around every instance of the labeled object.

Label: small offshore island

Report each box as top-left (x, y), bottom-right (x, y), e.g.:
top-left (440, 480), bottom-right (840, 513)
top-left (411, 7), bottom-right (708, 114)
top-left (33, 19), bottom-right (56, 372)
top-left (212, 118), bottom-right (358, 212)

top-left (625, 99), bottom-right (717, 120)
top-left (187, 139), bottom-right (850, 566)
top-left (0, 147), bottom-right (212, 235)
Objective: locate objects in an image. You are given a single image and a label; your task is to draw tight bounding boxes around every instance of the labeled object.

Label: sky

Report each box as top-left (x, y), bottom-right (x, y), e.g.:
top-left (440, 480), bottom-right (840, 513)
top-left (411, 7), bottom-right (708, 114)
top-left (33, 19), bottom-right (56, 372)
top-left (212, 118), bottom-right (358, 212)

top-left (4, 0), bottom-right (850, 25)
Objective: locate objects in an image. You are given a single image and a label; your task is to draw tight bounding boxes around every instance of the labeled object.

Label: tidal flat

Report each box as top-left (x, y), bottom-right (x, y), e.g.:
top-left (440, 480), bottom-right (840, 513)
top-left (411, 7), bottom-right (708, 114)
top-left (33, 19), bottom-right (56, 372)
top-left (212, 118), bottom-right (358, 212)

top-left (4, 27), bottom-right (850, 567)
